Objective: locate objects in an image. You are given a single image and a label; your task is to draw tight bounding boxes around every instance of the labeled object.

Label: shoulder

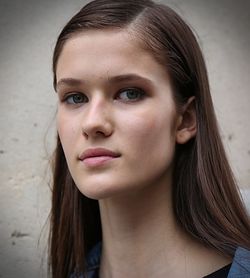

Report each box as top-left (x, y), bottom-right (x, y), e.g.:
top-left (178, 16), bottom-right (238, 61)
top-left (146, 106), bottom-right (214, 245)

top-left (82, 243), bottom-right (250, 278)
top-left (228, 247), bottom-right (250, 277)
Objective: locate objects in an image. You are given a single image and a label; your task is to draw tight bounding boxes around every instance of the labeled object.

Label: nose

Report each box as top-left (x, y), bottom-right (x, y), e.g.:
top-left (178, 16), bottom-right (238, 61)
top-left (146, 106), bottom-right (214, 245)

top-left (82, 97), bottom-right (113, 139)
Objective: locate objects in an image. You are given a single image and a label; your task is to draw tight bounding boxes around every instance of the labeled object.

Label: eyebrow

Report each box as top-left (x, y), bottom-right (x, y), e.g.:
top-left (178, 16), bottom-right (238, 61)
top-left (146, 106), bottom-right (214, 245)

top-left (108, 74), bottom-right (153, 85)
top-left (56, 74), bottom-right (153, 91)
top-left (56, 78), bottom-right (84, 91)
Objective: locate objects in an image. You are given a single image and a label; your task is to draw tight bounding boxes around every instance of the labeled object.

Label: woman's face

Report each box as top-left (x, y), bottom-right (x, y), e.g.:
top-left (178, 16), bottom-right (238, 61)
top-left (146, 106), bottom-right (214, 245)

top-left (56, 29), bottom-right (181, 199)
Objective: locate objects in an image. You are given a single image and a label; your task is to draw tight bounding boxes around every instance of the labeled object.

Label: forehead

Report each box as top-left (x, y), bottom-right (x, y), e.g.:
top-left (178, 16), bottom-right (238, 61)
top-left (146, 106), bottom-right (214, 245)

top-left (58, 29), bottom-right (138, 65)
top-left (56, 29), bottom-right (169, 84)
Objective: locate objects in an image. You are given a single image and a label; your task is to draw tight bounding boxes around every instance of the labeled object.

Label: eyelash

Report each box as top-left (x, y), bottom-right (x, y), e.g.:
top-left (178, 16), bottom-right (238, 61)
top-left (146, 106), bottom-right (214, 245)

top-left (117, 87), bottom-right (146, 102)
top-left (63, 93), bottom-right (88, 105)
top-left (62, 87), bottom-right (146, 105)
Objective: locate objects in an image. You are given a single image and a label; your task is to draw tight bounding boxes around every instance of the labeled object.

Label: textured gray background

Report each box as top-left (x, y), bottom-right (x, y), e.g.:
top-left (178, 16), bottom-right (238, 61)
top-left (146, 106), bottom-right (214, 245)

top-left (0, 0), bottom-right (249, 277)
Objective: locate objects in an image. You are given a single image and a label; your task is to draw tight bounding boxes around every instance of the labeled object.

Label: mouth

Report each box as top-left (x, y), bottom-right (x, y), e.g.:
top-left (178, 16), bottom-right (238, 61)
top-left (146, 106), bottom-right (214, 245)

top-left (79, 147), bottom-right (121, 167)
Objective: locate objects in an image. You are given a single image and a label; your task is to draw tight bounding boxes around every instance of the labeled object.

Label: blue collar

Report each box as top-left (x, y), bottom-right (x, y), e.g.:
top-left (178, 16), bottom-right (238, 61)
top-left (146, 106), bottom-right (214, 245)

top-left (85, 242), bottom-right (102, 278)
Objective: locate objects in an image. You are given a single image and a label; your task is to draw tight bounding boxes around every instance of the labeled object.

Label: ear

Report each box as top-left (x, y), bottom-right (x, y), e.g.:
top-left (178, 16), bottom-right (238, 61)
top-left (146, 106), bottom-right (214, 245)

top-left (176, 96), bottom-right (196, 144)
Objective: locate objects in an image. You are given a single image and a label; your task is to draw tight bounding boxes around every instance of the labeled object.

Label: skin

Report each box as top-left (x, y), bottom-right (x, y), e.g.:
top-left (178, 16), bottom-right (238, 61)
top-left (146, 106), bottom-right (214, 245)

top-left (56, 29), bottom-right (230, 278)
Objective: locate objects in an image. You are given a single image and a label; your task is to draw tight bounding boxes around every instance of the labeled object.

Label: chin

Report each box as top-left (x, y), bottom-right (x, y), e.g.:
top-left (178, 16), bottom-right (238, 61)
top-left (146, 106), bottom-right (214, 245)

top-left (75, 182), bottom-right (126, 200)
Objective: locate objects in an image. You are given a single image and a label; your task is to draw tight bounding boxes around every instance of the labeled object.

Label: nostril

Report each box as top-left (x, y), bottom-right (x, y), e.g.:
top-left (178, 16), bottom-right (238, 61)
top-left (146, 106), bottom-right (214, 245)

top-left (82, 123), bottom-right (113, 139)
top-left (82, 129), bottom-right (89, 139)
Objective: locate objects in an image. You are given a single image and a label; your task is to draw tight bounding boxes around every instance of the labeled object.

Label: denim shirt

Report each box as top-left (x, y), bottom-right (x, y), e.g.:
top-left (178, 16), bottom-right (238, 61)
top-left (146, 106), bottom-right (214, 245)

top-left (228, 247), bottom-right (250, 277)
top-left (83, 243), bottom-right (250, 278)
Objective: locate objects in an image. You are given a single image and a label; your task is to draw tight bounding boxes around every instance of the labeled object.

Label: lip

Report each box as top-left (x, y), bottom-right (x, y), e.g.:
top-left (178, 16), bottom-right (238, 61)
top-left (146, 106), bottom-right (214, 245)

top-left (79, 148), bottom-right (121, 167)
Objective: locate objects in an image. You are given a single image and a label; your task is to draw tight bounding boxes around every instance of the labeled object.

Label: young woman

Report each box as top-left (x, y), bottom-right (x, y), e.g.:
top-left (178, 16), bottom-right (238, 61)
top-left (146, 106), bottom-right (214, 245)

top-left (49, 0), bottom-right (250, 277)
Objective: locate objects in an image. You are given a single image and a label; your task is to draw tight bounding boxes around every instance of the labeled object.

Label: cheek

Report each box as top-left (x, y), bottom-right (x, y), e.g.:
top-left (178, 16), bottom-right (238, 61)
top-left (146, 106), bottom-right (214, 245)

top-left (56, 110), bottom-right (78, 153)
top-left (123, 107), bottom-right (177, 157)
top-left (119, 108), bottom-right (177, 187)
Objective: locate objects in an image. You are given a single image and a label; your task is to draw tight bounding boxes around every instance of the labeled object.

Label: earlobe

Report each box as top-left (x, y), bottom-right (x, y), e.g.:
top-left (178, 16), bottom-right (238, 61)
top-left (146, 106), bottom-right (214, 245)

top-left (176, 97), bottom-right (197, 144)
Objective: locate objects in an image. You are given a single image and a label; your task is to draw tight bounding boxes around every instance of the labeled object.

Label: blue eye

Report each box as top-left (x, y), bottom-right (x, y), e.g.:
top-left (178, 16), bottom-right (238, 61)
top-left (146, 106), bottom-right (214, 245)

top-left (64, 93), bottom-right (88, 104)
top-left (117, 88), bottom-right (145, 102)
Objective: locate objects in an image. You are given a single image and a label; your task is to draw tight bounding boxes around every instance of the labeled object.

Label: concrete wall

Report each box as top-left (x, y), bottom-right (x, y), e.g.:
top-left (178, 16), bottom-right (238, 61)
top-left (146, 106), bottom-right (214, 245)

top-left (0, 0), bottom-right (249, 277)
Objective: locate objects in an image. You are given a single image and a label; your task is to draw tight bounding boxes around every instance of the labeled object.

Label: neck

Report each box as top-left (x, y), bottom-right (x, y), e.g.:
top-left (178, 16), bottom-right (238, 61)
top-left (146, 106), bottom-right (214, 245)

top-left (97, 176), bottom-right (231, 278)
top-left (99, 176), bottom-right (179, 244)
top-left (98, 176), bottom-right (188, 277)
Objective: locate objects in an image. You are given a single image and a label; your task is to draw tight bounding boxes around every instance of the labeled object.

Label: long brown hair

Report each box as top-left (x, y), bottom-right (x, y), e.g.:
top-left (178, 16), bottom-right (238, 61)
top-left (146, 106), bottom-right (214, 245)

top-left (49, 0), bottom-right (250, 277)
